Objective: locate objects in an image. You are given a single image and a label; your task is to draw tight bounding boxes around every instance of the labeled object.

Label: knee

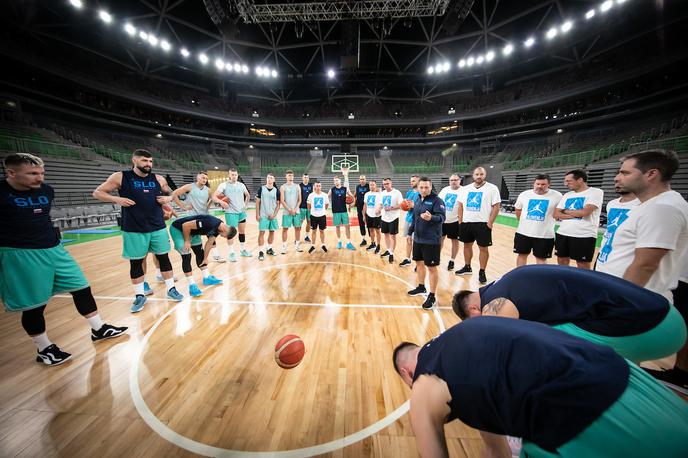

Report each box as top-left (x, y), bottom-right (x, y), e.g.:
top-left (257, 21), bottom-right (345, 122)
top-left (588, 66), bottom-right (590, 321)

top-left (129, 258), bottom-right (145, 278)
top-left (155, 253), bottom-right (172, 272)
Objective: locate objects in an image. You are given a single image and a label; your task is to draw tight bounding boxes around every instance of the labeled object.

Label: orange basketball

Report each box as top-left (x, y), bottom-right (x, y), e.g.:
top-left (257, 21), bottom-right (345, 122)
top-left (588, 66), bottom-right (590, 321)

top-left (162, 204), bottom-right (173, 212)
top-left (345, 195), bottom-right (354, 205)
top-left (274, 334), bottom-right (305, 369)
top-left (400, 199), bottom-right (413, 211)
top-left (220, 196), bottom-right (229, 204)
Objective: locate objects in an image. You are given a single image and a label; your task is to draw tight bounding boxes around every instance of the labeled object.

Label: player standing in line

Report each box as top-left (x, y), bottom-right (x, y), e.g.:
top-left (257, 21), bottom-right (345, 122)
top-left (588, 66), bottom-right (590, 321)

top-left (595, 186), bottom-right (638, 268)
top-left (255, 173), bottom-right (281, 261)
top-left (279, 170), bottom-right (303, 254)
top-left (379, 178), bottom-right (404, 264)
top-left (438, 174), bottom-right (462, 271)
top-left (328, 175), bottom-right (356, 250)
top-left (307, 181), bottom-right (330, 253)
top-left (212, 168), bottom-right (252, 261)
top-left (355, 175), bottom-right (370, 246)
top-left (399, 175), bottom-right (420, 267)
top-left (363, 180), bottom-right (382, 253)
top-left (171, 171), bottom-right (219, 261)
top-left (299, 173), bottom-right (314, 243)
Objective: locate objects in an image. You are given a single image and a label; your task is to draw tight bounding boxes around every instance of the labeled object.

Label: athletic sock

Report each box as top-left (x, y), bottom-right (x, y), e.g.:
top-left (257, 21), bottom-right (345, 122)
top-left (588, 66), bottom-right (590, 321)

top-left (228, 246), bottom-right (236, 254)
top-left (133, 282), bottom-right (145, 296)
top-left (32, 333), bottom-right (52, 351)
top-left (282, 243), bottom-right (287, 249)
top-left (86, 314), bottom-right (105, 331)
top-left (240, 242), bottom-right (246, 250)
top-left (201, 268), bottom-right (210, 279)
top-left (259, 245), bottom-right (265, 252)
top-left (155, 268), bottom-right (161, 277)
top-left (164, 277), bottom-right (175, 290)
top-left (187, 276), bottom-right (197, 286)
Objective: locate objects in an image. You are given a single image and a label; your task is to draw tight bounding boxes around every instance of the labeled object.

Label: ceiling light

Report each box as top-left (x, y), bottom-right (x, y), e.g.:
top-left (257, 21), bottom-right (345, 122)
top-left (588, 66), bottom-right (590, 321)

top-left (271, 69), bottom-right (278, 78)
top-left (98, 10), bottom-right (112, 24)
top-left (458, 59), bottom-right (466, 68)
top-left (466, 56), bottom-right (475, 66)
top-left (160, 40), bottom-right (171, 52)
top-left (524, 36), bottom-right (535, 48)
top-left (434, 64), bottom-right (442, 73)
top-left (155, 133), bottom-right (162, 138)
top-left (215, 58), bottom-right (225, 70)
top-left (616, 0), bottom-right (627, 3)
top-left (124, 23), bottom-right (136, 36)
top-left (557, 128), bottom-right (564, 134)
top-left (561, 21), bottom-right (573, 33)
top-left (442, 62), bottom-right (450, 72)
top-left (256, 66), bottom-right (264, 76)
top-left (225, 62), bottom-right (233, 71)
top-left (585, 9), bottom-right (596, 19)
top-left (148, 34), bottom-right (158, 46)
top-left (241, 65), bottom-right (249, 73)
top-left (180, 47), bottom-right (190, 58)
top-left (503, 44), bottom-right (514, 55)
top-left (139, 31), bottom-right (148, 40)
top-left (69, 0), bottom-right (83, 9)
top-left (327, 69), bottom-right (335, 79)
top-left (600, 1), bottom-right (613, 12)
top-left (427, 66), bottom-right (434, 74)
top-left (198, 53), bottom-right (209, 65)
top-left (485, 51), bottom-right (495, 62)
top-left (476, 55), bottom-right (484, 64)
top-left (249, 145), bottom-right (254, 149)
top-left (546, 27), bottom-right (558, 39)
top-left (234, 63), bottom-right (241, 72)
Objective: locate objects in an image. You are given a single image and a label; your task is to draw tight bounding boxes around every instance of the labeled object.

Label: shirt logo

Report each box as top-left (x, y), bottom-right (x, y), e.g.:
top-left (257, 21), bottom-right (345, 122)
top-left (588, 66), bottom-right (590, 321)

top-left (597, 208), bottom-right (632, 263)
top-left (335, 188), bottom-right (346, 197)
top-left (366, 195), bottom-right (377, 207)
top-left (313, 197), bottom-right (324, 209)
top-left (466, 192), bottom-right (482, 212)
top-left (564, 197), bottom-right (585, 220)
top-left (444, 193), bottom-right (457, 211)
top-left (133, 180), bottom-right (157, 189)
top-left (526, 199), bottom-right (549, 221)
top-left (382, 195), bottom-right (392, 207)
top-left (12, 195), bottom-right (49, 207)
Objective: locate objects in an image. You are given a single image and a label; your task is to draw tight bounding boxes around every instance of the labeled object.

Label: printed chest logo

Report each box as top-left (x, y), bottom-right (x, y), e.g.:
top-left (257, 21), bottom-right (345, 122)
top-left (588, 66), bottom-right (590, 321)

top-left (564, 196), bottom-right (585, 220)
top-left (598, 208), bottom-right (632, 263)
top-left (526, 199), bottom-right (549, 221)
top-left (12, 195), bottom-right (49, 208)
top-left (382, 195), bottom-right (392, 207)
top-left (466, 192), bottom-right (482, 211)
top-left (366, 195), bottom-right (377, 207)
top-left (335, 189), bottom-right (345, 197)
top-left (444, 193), bottom-right (458, 210)
top-left (133, 180), bottom-right (156, 193)
top-left (313, 197), bottom-right (324, 209)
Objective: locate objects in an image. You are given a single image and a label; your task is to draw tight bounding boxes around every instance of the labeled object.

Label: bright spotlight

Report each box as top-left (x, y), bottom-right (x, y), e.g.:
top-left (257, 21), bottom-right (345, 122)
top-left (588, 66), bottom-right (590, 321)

top-left (458, 59), bottom-right (466, 68)
top-left (225, 62), bottom-right (233, 71)
top-left (139, 31), bottom-right (148, 40)
top-left (485, 51), bottom-right (495, 62)
top-left (241, 65), bottom-right (249, 73)
top-left (124, 23), bottom-right (136, 36)
top-left (215, 58), bottom-right (225, 70)
top-left (148, 34), bottom-right (158, 46)
top-left (546, 27), bottom-right (558, 39)
top-left (198, 53), bottom-right (209, 65)
top-left (600, 0), bottom-right (613, 12)
top-left (466, 56), bottom-right (475, 66)
top-left (524, 37), bottom-right (535, 48)
top-left (616, 0), bottom-right (627, 3)
top-left (585, 9), bottom-right (596, 19)
top-left (69, 0), bottom-right (83, 9)
top-left (434, 64), bottom-right (442, 73)
top-left (256, 66), bottom-right (264, 76)
top-left (180, 47), bottom-right (190, 58)
top-left (327, 68), bottom-right (335, 79)
top-left (561, 21), bottom-right (573, 33)
top-left (503, 43), bottom-right (514, 55)
top-left (271, 69), bottom-right (278, 78)
top-left (98, 10), bottom-right (112, 24)
top-left (442, 62), bottom-right (450, 72)
top-left (427, 66), bottom-right (434, 75)
top-left (160, 40), bottom-right (171, 52)
top-left (476, 55), bottom-right (484, 65)
top-left (234, 63), bottom-right (241, 72)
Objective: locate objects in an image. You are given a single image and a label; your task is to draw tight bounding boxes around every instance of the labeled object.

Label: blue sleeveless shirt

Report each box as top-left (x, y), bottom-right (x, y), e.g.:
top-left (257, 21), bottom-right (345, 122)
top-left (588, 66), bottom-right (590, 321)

top-left (119, 170), bottom-right (165, 233)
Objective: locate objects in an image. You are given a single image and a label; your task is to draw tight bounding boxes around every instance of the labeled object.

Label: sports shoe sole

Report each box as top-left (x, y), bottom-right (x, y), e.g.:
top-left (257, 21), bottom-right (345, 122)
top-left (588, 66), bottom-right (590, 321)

top-left (91, 330), bottom-right (127, 342)
top-left (36, 354), bottom-right (72, 366)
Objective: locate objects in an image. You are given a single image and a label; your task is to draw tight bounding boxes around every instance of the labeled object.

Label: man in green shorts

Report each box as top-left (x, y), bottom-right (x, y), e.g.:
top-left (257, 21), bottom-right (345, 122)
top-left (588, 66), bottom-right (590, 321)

top-left (212, 168), bottom-right (252, 261)
top-left (93, 149), bottom-right (184, 312)
top-left (299, 174), bottom-right (313, 243)
top-left (2, 153), bottom-right (127, 366)
top-left (279, 170), bottom-right (303, 254)
top-left (453, 264), bottom-right (686, 363)
top-left (255, 173), bottom-right (281, 261)
top-left (328, 175), bottom-right (356, 250)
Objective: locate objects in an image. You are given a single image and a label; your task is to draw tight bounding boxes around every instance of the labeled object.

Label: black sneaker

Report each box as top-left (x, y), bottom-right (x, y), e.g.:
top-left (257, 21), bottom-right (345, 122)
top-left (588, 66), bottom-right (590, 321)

top-left (321, 245), bottom-right (328, 253)
top-left (375, 245), bottom-right (381, 254)
top-left (36, 344), bottom-right (72, 366)
top-left (380, 250), bottom-right (391, 258)
top-left (478, 269), bottom-right (487, 284)
top-left (455, 265), bottom-right (472, 276)
top-left (447, 260), bottom-right (455, 271)
top-left (388, 254), bottom-right (394, 264)
top-left (308, 246), bottom-right (316, 254)
top-left (91, 324), bottom-right (129, 342)
top-left (407, 285), bottom-right (427, 296)
top-left (360, 239), bottom-right (367, 247)
top-left (266, 248), bottom-right (276, 256)
top-left (643, 367), bottom-right (688, 394)
top-left (258, 251), bottom-right (265, 261)
top-left (399, 259), bottom-right (412, 267)
top-left (422, 295), bottom-right (436, 310)
top-left (304, 235), bottom-right (311, 243)
top-left (366, 243), bottom-right (377, 251)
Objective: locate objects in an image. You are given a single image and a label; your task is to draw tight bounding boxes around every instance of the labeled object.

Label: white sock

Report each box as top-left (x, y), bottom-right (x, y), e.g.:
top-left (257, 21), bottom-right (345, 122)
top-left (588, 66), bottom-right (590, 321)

top-left (268, 244), bottom-right (273, 251)
top-left (259, 245), bottom-right (265, 253)
top-left (346, 238), bottom-right (351, 243)
top-left (133, 282), bottom-right (145, 296)
top-left (164, 277), bottom-right (175, 290)
top-left (187, 276), bottom-right (197, 286)
top-left (338, 237), bottom-right (343, 243)
top-left (228, 246), bottom-right (236, 254)
top-left (86, 314), bottom-right (104, 331)
top-left (201, 268), bottom-right (210, 279)
top-left (240, 242), bottom-right (246, 250)
top-left (282, 242), bottom-right (287, 249)
top-left (32, 333), bottom-right (52, 351)
top-left (155, 268), bottom-right (161, 277)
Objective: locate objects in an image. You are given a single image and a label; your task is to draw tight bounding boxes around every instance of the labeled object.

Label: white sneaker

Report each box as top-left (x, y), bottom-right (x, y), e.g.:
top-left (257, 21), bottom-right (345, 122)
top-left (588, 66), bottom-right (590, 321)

top-left (295, 242), bottom-right (303, 253)
top-left (281, 245), bottom-right (287, 254)
top-left (213, 254), bottom-right (226, 263)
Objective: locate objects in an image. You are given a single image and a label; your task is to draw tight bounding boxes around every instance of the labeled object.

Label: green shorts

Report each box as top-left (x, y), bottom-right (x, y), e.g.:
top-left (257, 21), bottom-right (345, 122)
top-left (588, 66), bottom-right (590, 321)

top-left (169, 226), bottom-right (203, 254)
top-left (0, 245), bottom-right (89, 312)
top-left (282, 212), bottom-right (303, 228)
top-left (299, 208), bottom-right (310, 221)
top-left (259, 217), bottom-right (279, 231)
top-left (121, 228), bottom-right (171, 259)
top-left (552, 305), bottom-right (686, 363)
top-left (333, 212), bottom-right (350, 226)
top-left (224, 211), bottom-right (247, 228)
top-left (521, 362), bottom-right (688, 457)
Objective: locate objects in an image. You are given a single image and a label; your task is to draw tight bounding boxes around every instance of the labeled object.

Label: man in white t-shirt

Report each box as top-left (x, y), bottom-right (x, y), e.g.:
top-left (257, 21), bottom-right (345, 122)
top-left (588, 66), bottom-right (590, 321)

top-left (306, 181), bottom-right (330, 253)
top-left (513, 174), bottom-right (562, 266)
top-left (595, 188), bottom-right (639, 268)
top-left (363, 180), bottom-right (382, 254)
top-left (456, 167), bottom-right (501, 284)
top-left (379, 178), bottom-right (404, 264)
top-left (553, 169), bottom-right (604, 270)
top-left (595, 150), bottom-right (688, 389)
top-left (438, 174), bottom-right (462, 271)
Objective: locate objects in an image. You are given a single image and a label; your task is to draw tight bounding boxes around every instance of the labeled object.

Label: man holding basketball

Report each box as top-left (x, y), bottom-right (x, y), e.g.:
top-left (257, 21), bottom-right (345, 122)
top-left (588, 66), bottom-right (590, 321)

top-left (93, 148), bottom-right (184, 312)
top-left (399, 175), bottom-right (420, 267)
top-left (328, 175), bottom-right (356, 250)
top-left (212, 168), bottom-right (251, 261)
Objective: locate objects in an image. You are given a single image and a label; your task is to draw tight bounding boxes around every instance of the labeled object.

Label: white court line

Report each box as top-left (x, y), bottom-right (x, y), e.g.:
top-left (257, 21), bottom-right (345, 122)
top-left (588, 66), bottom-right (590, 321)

top-left (104, 260), bottom-right (447, 457)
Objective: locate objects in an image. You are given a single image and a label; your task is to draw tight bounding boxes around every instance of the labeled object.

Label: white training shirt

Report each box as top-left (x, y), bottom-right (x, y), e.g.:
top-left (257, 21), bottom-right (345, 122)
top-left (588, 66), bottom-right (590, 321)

top-left (380, 188), bottom-right (404, 222)
top-left (514, 189), bottom-right (563, 239)
top-left (596, 196), bottom-right (640, 265)
top-left (595, 190), bottom-right (688, 301)
top-left (458, 182), bottom-right (501, 223)
top-left (307, 192), bottom-right (330, 218)
top-left (216, 181), bottom-right (248, 213)
top-left (364, 191), bottom-right (382, 218)
top-left (555, 187), bottom-right (604, 238)
top-left (438, 185), bottom-right (462, 224)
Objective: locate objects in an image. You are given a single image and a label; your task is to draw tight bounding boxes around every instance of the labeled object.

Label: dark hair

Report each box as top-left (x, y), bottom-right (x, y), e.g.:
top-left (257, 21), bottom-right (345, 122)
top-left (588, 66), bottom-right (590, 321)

top-left (226, 226), bottom-right (238, 240)
top-left (411, 174), bottom-right (419, 179)
top-left (198, 171), bottom-right (208, 176)
top-left (452, 290), bottom-right (475, 320)
top-left (534, 174), bottom-right (551, 183)
top-left (623, 149), bottom-right (679, 182)
top-left (229, 168), bottom-right (238, 173)
top-left (286, 170), bottom-right (294, 175)
top-left (419, 176), bottom-right (431, 183)
top-left (369, 179), bottom-right (377, 184)
top-left (267, 173), bottom-right (275, 178)
top-left (303, 173), bottom-right (309, 176)
top-left (313, 179), bottom-right (320, 184)
top-left (565, 169), bottom-right (587, 182)
top-left (133, 148), bottom-right (152, 158)
top-left (392, 341), bottom-right (418, 374)
top-left (383, 177), bottom-right (391, 182)
top-left (3, 153), bottom-right (44, 168)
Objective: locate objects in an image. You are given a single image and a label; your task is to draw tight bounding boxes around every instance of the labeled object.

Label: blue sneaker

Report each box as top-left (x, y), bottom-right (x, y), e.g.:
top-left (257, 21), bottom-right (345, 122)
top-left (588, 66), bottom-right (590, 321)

top-left (346, 242), bottom-right (356, 250)
top-left (228, 252), bottom-right (237, 262)
top-left (130, 295), bottom-right (147, 313)
top-left (203, 275), bottom-right (223, 286)
top-left (337, 241), bottom-right (343, 249)
top-left (240, 249), bottom-right (252, 257)
top-left (189, 284), bottom-right (202, 297)
top-left (166, 287), bottom-right (184, 302)
top-left (143, 281), bottom-right (154, 296)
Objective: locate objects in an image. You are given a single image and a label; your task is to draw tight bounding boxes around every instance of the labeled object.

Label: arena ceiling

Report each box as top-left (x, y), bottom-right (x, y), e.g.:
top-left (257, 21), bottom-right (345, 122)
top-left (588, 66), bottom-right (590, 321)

top-left (2, 0), bottom-right (681, 109)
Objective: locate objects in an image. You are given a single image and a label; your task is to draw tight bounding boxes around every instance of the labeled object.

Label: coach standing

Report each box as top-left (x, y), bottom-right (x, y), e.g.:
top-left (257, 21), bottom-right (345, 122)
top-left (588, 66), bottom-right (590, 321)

top-left (355, 175), bottom-right (370, 246)
top-left (407, 177), bottom-right (446, 310)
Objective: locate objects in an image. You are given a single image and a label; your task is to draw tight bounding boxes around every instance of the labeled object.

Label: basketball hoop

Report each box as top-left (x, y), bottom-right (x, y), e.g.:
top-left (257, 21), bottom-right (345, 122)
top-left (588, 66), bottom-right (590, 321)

top-left (340, 165), bottom-right (350, 178)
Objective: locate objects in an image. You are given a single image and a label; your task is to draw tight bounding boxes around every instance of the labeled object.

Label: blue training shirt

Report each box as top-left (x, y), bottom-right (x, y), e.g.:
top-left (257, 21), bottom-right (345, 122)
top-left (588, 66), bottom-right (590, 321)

top-left (404, 188), bottom-right (420, 222)
top-left (299, 183), bottom-right (313, 209)
top-left (0, 180), bottom-right (59, 249)
top-left (171, 214), bottom-right (222, 237)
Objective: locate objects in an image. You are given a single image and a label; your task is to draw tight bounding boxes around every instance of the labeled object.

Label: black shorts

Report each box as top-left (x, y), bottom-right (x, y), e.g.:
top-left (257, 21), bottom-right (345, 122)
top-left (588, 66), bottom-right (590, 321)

top-left (459, 222), bottom-right (492, 247)
top-left (672, 281), bottom-right (687, 323)
top-left (310, 215), bottom-right (327, 230)
top-left (513, 233), bottom-right (555, 259)
top-left (381, 218), bottom-right (399, 235)
top-left (412, 242), bottom-right (441, 266)
top-left (366, 215), bottom-right (381, 229)
top-left (442, 222), bottom-right (460, 240)
top-left (554, 233), bottom-right (596, 262)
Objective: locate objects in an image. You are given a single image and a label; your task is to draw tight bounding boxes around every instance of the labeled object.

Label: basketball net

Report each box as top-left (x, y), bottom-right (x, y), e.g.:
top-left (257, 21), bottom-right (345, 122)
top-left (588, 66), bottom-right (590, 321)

top-left (340, 166), bottom-right (350, 191)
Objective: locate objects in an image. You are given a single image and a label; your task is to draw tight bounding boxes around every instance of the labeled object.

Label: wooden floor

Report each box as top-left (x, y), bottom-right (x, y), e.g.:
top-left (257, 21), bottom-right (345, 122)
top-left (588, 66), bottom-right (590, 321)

top-left (0, 213), bottom-right (543, 457)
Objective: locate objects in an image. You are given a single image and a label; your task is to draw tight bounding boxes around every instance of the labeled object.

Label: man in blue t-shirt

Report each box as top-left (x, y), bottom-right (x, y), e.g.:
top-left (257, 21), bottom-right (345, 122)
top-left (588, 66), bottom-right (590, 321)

top-left (393, 318), bottom-right (688, 458)
top-left (452, 265), bottom-right (686, 363)
top-left (298, 174), bottom-right (314, 243)
top-left (399, 175), bottom-right (420, 267)
top-left (355, 175), bottom-right (370, 246)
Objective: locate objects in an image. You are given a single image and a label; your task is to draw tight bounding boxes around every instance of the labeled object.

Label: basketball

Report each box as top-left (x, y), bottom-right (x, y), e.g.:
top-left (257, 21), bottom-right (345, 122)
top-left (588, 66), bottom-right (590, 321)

top-left (162, 204), bottom-right (173, 212)
top-left (274, 334), bottom-right (305, 369)
top-left (400, 199), bottom-right (413, 211)
top-left (220, 196), bottom-right (229, 204)
top-left (345, 195), bottom-right (354, 204)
